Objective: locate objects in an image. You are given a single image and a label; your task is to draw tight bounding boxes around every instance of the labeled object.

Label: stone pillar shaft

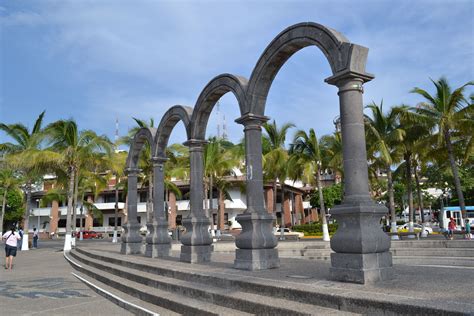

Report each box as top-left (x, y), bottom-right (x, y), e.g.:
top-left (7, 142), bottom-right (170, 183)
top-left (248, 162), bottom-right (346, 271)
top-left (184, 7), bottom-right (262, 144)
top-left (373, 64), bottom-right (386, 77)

top-left (188, 144), bottom-right (206, 219)
top-left (121, 168), bottom-right (143, 254)
top-left (146, 157), bottom-right (171, 258)
top-left (233, 114), bottom-right (279, 270)
top-left (180, 140), bottom-right (213, 263)
top-left (326, 74), bottom-right (392, 284)
top-left (126, 169), bottom-right (139, 225)
top-left (338, 78), bottom-right (371, 202)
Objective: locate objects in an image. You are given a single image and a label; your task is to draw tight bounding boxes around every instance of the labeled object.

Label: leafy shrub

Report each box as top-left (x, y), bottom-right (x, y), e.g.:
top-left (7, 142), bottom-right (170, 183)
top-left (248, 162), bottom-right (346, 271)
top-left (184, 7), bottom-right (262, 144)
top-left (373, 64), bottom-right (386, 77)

top-left (292, 223), bottom-right (339, 236)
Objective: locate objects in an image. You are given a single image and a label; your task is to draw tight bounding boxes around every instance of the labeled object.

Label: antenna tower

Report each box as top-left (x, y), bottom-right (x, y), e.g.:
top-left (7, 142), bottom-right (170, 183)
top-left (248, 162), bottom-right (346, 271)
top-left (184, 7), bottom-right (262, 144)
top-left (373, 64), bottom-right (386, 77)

top-left (216, 101), bottom-right (222, 138)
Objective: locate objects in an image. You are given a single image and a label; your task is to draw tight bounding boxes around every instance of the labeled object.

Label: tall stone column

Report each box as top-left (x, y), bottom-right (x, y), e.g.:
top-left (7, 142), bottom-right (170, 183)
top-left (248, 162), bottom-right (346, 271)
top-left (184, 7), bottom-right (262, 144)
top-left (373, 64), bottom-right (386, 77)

top-left (145, 157), bottom-right (171, 258)
top-left (180, 139), bottom-right (213, 263)
top-left (326, 73), bottom-right (392, 284)
top-left (168, 192), bottom-right (177, 229)
top-left (283, 194), bottom-right (291, 227)
top-left (295, 194), bottom-right (305, 224)
top-left (50, 200), bottom-right (59, 236)
top-left (264, 187), bottom-right (274, 214)
top-left (121, 168), bottom-right (143, 254)
top-left (234, 114), bottom-right (279, 270)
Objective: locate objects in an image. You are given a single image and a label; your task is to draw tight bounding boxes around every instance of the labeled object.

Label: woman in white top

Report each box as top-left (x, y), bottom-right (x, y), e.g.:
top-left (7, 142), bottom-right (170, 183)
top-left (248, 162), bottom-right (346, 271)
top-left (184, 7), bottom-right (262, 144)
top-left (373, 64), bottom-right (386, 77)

top-left (2, 226), bottom-right (22, 270)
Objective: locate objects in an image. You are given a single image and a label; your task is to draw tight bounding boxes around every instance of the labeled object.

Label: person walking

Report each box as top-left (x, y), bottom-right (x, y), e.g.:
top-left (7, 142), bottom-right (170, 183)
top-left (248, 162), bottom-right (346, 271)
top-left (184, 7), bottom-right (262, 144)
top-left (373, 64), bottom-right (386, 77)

top-left (2, 226), bottom-right (22, 270)
top-left (33, 227), bottom-right (39, 248)
top-left (448, 217), bottom-right (456, 240)
top-left (465, 219), bottom-right (471, 240)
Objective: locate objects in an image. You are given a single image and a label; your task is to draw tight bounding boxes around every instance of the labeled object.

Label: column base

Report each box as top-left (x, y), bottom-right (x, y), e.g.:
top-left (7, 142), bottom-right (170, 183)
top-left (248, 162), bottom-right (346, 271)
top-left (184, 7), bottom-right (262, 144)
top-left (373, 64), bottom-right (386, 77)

top-left (180, 245), bottom-right (213, 263)
top-left (145, 243), bottom-right (171, 258)
top-left (329, 252), bottom-right (393, 284)
top-left (121, 242), bottom-right (143, 255)
top-left (234, 248), bottom-right (280, 271)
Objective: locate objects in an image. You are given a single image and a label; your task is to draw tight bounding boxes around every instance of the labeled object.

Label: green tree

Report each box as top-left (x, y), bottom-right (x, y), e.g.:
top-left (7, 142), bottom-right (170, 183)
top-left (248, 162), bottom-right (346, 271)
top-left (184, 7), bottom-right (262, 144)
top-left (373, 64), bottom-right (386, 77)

top-left (365, 101), bottom-right (404, 234)
top-left (45, 119), bottom-right (112, 250)
top-left (203, 138), bottom-right (238, 233)
top-left (262, 120), bottom-right (294, 220)
top-left (2, 188), bottom-right (25, 226)
top-left (290, 128), bottom-right (330, 241)
top-left (411, 77), bottom-right (473, 218)
top-left (0, 168), bottom-right (21, 233)
top-left (0, 111), bottom-right (57, 249)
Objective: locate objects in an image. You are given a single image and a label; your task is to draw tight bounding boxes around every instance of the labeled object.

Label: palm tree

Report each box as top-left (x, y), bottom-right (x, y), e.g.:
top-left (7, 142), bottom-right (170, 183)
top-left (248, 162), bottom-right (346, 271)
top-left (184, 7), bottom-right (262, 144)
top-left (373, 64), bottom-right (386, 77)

top-left (393, 105), bottom-right (430, 233)
top-left (45, 119), bottom-right (112, 251)
top-left (320, 132), bottom-right (344, 183)
top-left (365, 101), bottom-right (404, 236)
top-left (0, 111), bottom-right (56, 250)
top-left (290, 128), bottom-right (330, 241)
top-left (411, 77), bottom-right (473, 218)
top-left (107, 148), bottom-right (127, 242)
top-left (262, 120), bottom-right (294, 219)
top-left (203, 138), bottom-right (238, 234)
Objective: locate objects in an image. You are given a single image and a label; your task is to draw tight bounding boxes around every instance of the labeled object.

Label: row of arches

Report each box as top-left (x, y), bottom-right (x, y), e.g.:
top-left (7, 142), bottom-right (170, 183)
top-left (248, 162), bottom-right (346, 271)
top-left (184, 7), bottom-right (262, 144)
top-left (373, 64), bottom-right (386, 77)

top-left (122, 22), bottom-right (392, 282)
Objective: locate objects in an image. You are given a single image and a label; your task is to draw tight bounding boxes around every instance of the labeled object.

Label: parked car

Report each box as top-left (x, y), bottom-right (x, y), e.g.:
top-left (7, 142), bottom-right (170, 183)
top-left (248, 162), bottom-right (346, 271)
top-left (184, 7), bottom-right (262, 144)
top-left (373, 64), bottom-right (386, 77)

top-left (273, 228), bottom-right (304, 239)
top-left (397, 223), bottom-right (433, 235)
top-left (73, 230), bottom-right (103, 239)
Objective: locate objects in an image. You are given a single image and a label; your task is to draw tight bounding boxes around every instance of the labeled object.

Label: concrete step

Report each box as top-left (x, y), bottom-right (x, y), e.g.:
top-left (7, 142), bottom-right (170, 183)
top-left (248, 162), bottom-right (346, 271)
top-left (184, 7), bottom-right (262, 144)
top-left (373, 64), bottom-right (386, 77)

top-left (70, 270), bottom-right (177, 316)
top-left (393, 256), bottom-right (474, 267)
top-left (70, 249), bottom-right (358, 315)
top-left (391, 248), bottom-right (474, 257)
top-left (390, 240), bottom-right (474, 249)
top-left (68, 251), bottom-right (254, 315)
top-left (70, 246), bottom-right (471, 315)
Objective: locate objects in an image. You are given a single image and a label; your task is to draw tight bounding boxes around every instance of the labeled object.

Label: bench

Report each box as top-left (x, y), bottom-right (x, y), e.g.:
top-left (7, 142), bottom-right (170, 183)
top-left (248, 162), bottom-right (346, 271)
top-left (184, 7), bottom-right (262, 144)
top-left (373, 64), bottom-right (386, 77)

top-left (387, 231), bottom-right (420, 240)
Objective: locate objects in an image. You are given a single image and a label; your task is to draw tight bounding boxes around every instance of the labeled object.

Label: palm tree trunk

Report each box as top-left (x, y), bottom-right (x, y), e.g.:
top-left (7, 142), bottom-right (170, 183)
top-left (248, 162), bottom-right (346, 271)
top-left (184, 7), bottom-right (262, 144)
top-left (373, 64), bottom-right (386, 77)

top-left (387, 168), bottom-right (397, 237)
top-left (22, 180), bottom-right (32, 250)
top-left (273, 179), bottom-right (277, 225)
top-left (209, 174), bottom-right (214, 234)
top-left (0, 188), bottom-right (7, 234)
top-left (217, 189), bottom-right (224, 231)
top-left (279, 184), bottom-right (286, 240)
top-left (444, 130), bottom-right (466, 218)
top-left (72, 169), bottom-right (79, 234)
top-left (405, 154), bottom-right (415, 233)
top-left (64, 166), bottom-right (75, 251)
top-left (204, 179), bottom-right (209, 218)
top-left (414, 164), bottom-right (424, 223)
top-left (79, 192), bottom-right (85, 237)
top-left (414, 164), bottom-right (428, 237)
top-left (316, 169), bottom-right (330, 241)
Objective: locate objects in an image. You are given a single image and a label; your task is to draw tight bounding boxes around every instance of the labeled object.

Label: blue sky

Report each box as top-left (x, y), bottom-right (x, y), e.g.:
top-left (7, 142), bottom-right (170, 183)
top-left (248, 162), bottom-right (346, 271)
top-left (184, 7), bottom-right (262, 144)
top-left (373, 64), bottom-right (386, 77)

top-left (1, 0), bottom-right (473, 147)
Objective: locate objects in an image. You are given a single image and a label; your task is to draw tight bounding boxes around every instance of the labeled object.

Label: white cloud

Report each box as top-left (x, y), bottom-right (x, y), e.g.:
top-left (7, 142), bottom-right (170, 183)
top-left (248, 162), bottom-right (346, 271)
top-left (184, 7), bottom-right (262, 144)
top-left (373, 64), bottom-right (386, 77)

top-left (1, 0), bottom-right (472, 145)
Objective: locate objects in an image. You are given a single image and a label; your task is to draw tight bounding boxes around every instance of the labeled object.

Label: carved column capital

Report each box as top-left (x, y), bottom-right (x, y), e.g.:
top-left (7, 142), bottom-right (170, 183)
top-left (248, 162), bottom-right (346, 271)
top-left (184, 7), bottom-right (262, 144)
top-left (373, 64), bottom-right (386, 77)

top-left (183, 139), bottom-right (208, 151)
top-left (235, 113), bottom-right (269, 131)
top-left (151, 156), bottom-right (168, 167)
top-left (124, 167), bottom-right (140, 176)
top-left (324, 69), bottom-right (374, 87)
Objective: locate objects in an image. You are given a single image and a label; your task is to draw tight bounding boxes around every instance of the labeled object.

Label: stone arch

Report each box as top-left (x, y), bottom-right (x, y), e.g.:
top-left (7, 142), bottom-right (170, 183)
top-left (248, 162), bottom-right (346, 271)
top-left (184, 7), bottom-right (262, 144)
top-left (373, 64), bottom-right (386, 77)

top-left (126, 127), bottom-right (157, 169)
top-left (153, 105), bottom-right (193, 158)
top-left (122, 126), bottom-right (157, 255)
top-left (246, 22), bottom-right (373, 116)
top-left (190, 73), bottom-right (248, 140)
